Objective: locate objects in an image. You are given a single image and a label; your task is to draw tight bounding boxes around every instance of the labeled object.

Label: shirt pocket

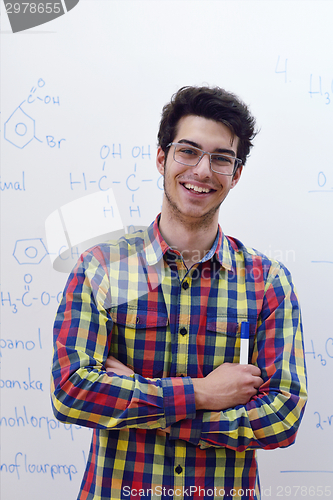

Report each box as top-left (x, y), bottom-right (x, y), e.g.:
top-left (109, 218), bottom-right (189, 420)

top-left (201, 315), bottom-right (256, 374)
top-left (109, 307), bottom-right (170, 378)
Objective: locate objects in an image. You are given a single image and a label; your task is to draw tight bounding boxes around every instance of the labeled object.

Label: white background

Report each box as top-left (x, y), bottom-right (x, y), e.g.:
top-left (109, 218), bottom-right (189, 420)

top-left (1, 1), bottom-right (333, 498)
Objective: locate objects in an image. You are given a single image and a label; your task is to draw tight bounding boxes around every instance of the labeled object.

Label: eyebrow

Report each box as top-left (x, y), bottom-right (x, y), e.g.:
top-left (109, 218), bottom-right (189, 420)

top-left (177, 139), bottom-right (236, 157)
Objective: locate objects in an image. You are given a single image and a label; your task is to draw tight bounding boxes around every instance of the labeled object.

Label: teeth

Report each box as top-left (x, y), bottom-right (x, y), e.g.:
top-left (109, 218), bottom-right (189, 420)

top-left (184, 183), bottom-right (211, 193)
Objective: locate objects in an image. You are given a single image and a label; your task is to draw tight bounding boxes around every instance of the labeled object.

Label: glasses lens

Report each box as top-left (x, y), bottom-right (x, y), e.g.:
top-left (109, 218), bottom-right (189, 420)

top-left (174, 144), bottom-right (201, 165)
top-left (211, 154), bottom-right (235, 175)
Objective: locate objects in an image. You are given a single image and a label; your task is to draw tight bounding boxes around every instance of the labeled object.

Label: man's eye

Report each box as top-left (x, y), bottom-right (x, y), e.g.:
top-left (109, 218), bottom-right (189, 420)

top-left (180, 148), bottom-right (198, 156)
top-left (214, 155), bottom-right (233, 164)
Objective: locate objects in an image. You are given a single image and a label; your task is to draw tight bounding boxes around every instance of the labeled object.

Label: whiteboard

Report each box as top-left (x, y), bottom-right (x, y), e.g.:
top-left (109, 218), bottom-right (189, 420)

top-left (1, 1), bottom-right (332, 498)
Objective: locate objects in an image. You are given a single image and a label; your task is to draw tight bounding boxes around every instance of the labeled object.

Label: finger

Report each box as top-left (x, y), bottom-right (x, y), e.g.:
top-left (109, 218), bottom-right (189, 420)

top-left (105, 355), bottom-right (121, 367)
top-left (105, 356), bottom-right (135, 376)
top-left (106, 367), bottom-right (133, 376)
top-left (253, 376), bottom-right (264, 388)
top-left (248, 365), bottom-right (261, 376)
top-left (105, 356), bottom-right (127, 370)
top-left (105, 360), bottom-right (122, 370)
top-left (156, 429), bottom-right (169, 437)
top-left (106, 365), bottom-right (134, 376)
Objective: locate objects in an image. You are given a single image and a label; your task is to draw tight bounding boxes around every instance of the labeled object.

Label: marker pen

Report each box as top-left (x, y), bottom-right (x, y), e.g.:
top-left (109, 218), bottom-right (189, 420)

top-left (239, 321), bottom-right (249, 365)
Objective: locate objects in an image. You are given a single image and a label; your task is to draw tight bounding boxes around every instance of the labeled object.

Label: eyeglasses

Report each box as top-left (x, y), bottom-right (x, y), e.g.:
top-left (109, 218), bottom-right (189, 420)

top-left (167, 142), bottom-right (242, 176)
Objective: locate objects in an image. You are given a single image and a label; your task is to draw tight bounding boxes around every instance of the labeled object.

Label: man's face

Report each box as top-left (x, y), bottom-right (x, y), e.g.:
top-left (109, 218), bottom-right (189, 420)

top-left (156, 115), bottom-right (242, 227)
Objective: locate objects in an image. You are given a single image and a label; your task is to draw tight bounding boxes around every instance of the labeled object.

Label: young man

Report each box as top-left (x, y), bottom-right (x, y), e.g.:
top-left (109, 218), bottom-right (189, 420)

top-left (51, 86), bottom-right (307, 500)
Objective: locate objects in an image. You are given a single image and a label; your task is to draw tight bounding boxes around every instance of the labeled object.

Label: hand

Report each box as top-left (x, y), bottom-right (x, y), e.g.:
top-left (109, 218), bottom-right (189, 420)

top-left (105, 356), bottom-right (135, 377)
top-left (192, 363), bottom-right (263, 411)
top-left (157, 426), bottom-right (171, 437)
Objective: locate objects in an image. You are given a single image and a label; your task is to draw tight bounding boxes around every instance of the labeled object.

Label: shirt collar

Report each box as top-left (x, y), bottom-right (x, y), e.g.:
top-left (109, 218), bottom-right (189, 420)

top-left (143, 214), bottom-right (233, 271)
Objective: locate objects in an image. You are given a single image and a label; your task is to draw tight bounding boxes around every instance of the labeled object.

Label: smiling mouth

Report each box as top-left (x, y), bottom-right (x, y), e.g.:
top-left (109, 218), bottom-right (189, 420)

top-left (183, 183), bottom-right (214, 194)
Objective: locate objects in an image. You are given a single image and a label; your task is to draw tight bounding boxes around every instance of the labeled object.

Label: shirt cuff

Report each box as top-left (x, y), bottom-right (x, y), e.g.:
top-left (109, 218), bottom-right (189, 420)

top-left (169, 412), bottom-right (203, 446)
top-left (161, 376), bottom-right (196, 427)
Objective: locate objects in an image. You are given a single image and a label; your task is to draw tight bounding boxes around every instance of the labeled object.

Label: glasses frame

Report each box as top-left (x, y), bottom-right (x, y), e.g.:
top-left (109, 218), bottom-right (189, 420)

top-left (167, 142), bottom-right (242, 176)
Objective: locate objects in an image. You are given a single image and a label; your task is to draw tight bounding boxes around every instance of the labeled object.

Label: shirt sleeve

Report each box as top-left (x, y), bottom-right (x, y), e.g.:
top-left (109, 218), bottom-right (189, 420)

top-left (168, 262), bottom-right (308, 451)
top-left (51, 248), bottom-right (196, 431)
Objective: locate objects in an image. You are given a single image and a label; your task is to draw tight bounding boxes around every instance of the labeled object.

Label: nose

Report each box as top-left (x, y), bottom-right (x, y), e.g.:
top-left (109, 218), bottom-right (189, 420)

top-left (192, 152), bottom-right (212, 177)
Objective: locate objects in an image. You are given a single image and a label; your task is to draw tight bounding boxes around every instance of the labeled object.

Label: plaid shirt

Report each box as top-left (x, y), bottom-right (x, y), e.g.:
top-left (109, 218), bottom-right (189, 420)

top-left (51, 215), bottom-right (307, 500)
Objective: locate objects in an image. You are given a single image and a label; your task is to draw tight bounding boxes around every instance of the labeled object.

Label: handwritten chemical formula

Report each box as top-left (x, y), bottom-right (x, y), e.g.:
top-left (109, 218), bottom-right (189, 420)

top-left (309, 169), bottom-right (333, 194)
top-left (314, 411), bottom-right (333, 431)
top-left (1, 274), bottom-right (62, 314)
top-left (305, 339), bottom-right (333, 367)
top-left (275, 56), bottom-right (333, 106)
top-left (69, 144), bottom-right (162, 220)
top-left (4, 78), bottom-right (65, 150)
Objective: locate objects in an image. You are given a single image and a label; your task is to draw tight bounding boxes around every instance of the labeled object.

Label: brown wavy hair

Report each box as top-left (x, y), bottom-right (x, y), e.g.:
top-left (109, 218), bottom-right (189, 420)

top-left (157, 86), bottom-right (258, 166)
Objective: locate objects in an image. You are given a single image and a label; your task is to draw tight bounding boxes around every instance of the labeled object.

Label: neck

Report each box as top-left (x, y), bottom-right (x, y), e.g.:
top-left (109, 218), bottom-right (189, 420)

top-left (158, 211), bottom-right (219, 268)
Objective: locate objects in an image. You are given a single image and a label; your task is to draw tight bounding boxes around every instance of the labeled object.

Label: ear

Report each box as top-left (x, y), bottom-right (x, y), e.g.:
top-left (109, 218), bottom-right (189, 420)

top-left (156, 146), bottom-right (166, 175)
top-left (230, 165), bottom-right (243, 189)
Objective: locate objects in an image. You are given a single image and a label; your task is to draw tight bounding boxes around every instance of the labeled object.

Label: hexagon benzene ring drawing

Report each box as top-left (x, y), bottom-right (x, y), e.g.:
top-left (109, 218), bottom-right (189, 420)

top-left (4, 104), bottom-right (36, 149)
top-left (13, 238), bottom-right (48, 265)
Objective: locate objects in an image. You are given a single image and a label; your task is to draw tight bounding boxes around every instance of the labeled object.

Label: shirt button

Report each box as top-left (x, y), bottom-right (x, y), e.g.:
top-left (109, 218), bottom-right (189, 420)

top-left (180, 327), bottom-right (187, 336)
top-left (175, 465), bottom-right (183, 474)
top-left (182, 281), bottom-right (189, 290)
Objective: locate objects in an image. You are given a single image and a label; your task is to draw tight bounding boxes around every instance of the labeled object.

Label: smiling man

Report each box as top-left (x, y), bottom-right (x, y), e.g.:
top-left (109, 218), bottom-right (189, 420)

top-left (51, 86), bottom-right (307, 500)
top-left (156, 114), bottom-right (242, 267)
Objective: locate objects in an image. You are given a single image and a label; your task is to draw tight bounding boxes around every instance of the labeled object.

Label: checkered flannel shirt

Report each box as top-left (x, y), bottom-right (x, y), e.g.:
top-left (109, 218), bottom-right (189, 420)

top-left (51, 215), bottom-right (307, 500)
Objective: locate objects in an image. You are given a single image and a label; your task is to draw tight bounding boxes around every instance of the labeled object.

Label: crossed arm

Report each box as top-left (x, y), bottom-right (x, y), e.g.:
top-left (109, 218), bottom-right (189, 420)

top-left (105, 356), bottom-right (263, 411)
top-left (52, 252), bottom-right (307, 451)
